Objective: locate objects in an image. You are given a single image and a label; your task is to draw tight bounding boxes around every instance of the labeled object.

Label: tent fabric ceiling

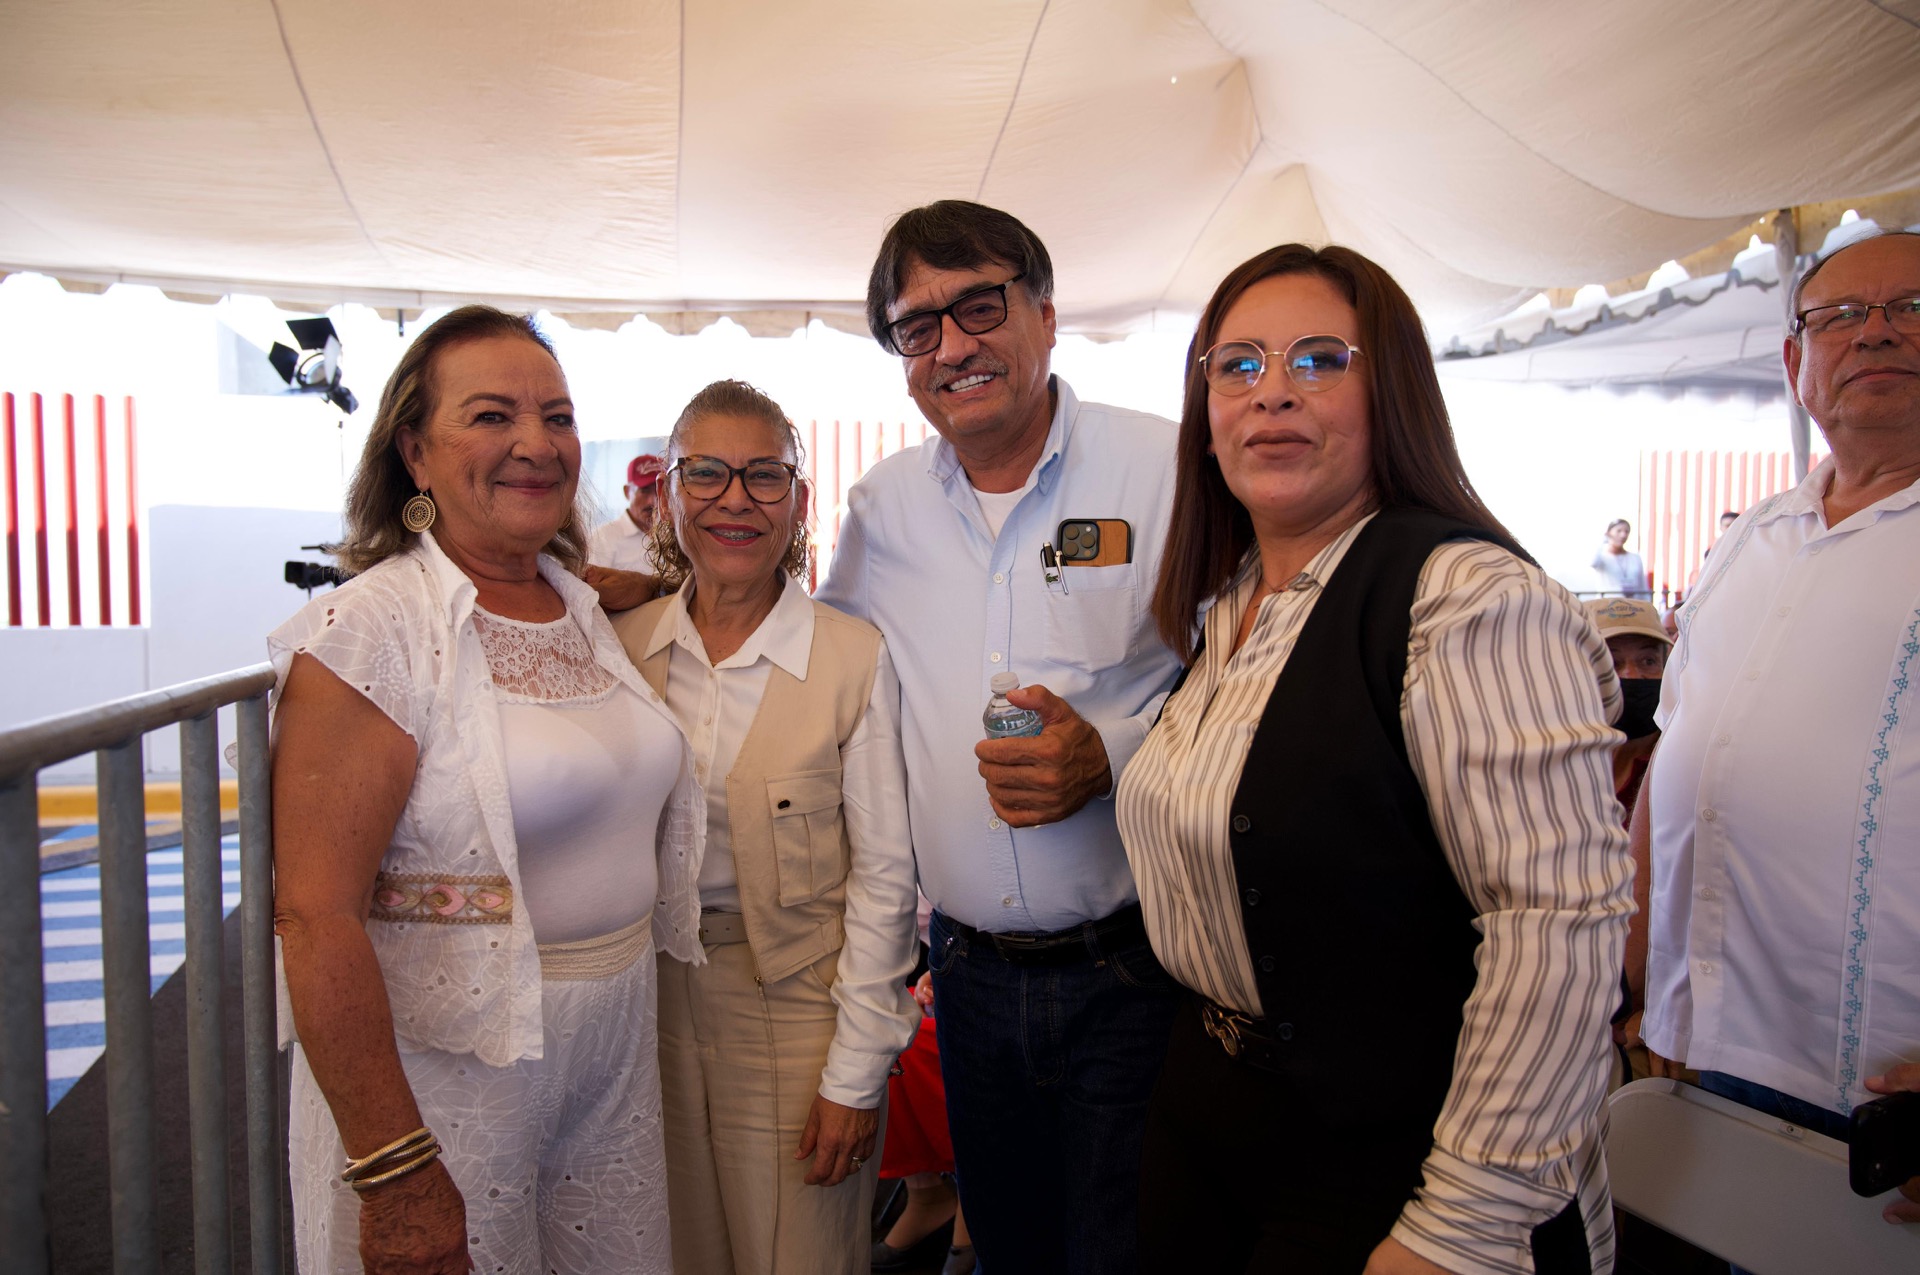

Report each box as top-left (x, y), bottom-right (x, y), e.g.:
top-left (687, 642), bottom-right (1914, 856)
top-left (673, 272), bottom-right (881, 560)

top-left (3, 0), bottom-right (1919, 339)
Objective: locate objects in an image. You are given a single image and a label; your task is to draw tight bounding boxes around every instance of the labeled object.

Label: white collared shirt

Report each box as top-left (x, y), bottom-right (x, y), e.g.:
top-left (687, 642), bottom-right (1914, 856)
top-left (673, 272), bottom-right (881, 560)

top-left (642, 573), bottom-right (917, 1107)
top-left (1646, 456), bottom-right (1920, 1114)
top-left (587, 512), bottom-right (657, 573)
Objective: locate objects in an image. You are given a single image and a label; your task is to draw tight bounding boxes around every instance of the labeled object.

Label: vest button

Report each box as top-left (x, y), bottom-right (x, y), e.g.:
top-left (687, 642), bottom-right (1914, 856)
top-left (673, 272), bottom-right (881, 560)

top-left (1243, 888), bottom-right (1261, 907)
top-left (777, 799), bottom-right (792, 809)
top-left (1231, 814), bottom-right (1250, 833)
top-left (1259, 955), bottom-right (1275, 973)
top-left (1275, 1022), bottom-right (1294, 1041)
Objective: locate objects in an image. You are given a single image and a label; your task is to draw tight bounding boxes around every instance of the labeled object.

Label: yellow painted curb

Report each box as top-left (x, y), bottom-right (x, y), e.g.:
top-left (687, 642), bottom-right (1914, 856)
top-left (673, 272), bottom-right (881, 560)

top-left (38, 781), bottom-right (241, 825)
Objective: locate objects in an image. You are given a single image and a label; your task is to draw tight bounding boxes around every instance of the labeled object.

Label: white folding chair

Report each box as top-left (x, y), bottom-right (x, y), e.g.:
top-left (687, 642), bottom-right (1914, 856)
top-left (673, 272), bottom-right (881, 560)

top-left (1606, 1078), bottom-right (1919, 1274)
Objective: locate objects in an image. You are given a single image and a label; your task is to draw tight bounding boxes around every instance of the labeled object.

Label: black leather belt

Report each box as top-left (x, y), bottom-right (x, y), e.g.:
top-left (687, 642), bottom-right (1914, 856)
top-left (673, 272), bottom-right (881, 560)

top-left (1199, 997), bottom-right (1291, 1073)
top-left (942, 903), bottom-right (1148, 966)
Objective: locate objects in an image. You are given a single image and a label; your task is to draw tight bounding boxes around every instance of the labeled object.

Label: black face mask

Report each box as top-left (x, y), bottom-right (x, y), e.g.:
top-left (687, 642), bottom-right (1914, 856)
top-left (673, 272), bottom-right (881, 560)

top-left (1617, 678), bottom-right (1661, 741)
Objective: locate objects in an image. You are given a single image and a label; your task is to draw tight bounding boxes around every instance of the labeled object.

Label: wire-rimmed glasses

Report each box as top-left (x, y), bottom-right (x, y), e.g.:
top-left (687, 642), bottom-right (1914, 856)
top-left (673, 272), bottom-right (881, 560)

top-left (670, 456), bottom-right (800, 503)
top-left (1198, 335), bottom-right (1364, 396)
top-left (1792, 297), bottom-right (1920, 337)
top-left (883, 273), bottom-right (1027, 357)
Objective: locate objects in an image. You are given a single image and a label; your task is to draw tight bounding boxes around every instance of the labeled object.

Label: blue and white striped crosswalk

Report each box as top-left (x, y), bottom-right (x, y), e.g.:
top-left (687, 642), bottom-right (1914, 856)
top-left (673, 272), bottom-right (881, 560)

top-left (40, 838), bottom-right (243, 1107)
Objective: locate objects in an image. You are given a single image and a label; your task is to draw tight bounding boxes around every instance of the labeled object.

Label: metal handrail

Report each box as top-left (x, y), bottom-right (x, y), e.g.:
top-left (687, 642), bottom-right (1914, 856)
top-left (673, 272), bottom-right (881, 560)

top-left (0, 662), bottom-right (281, 1275)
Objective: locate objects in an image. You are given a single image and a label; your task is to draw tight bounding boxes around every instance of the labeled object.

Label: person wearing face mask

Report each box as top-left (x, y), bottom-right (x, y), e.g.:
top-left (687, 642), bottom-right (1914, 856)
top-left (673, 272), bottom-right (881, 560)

top-left (1583, 597), bottom-right (1671, 825)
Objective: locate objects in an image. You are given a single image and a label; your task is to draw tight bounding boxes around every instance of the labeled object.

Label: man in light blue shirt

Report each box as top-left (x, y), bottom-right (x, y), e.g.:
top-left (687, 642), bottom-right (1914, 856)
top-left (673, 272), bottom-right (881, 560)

top-left (816, 200), bottom-right (1181, 1274)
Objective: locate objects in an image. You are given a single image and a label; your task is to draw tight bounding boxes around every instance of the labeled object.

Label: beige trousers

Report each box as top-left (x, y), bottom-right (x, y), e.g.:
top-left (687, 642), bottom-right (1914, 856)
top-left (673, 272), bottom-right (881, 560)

top-left (658, 941), bottom-right (880, 1275)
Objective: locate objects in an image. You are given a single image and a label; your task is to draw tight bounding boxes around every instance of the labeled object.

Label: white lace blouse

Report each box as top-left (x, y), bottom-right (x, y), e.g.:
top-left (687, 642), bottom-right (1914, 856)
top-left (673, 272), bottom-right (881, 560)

top-left (268, 531), bottom-right (705, 1066)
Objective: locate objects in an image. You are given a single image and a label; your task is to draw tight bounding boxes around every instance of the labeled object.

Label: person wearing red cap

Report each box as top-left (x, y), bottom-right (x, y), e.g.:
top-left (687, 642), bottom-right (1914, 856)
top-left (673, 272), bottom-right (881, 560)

top-left (589, 453), bottom-right (665, 571)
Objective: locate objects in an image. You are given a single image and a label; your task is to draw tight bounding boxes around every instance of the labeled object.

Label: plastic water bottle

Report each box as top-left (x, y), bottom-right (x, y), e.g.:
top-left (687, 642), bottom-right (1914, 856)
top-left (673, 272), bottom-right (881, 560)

top-left (983, 672), bottom-right (1044, 739)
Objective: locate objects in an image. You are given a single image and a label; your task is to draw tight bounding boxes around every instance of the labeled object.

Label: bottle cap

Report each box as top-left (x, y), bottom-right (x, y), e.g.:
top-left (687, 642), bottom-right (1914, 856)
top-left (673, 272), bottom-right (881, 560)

top-left (990, 672), bottom-right (1020, 694)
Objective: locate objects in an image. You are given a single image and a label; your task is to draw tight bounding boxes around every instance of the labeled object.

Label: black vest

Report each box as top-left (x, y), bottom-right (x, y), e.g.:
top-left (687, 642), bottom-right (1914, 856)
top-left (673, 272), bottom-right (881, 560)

top-left (1227, 507), bottom-right (1526, 1133)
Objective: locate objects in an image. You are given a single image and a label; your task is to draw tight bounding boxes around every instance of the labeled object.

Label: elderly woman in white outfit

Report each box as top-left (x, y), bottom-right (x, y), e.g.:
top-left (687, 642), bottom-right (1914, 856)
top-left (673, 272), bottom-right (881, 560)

top-left (611, 380), bottom-right (918, 1275)
top-left (270, 306), bottom-right (701, 1275)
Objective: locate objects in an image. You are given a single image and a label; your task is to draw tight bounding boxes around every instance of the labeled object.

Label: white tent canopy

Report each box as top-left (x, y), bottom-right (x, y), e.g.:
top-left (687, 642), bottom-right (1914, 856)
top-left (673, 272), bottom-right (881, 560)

top-left (4, 0), bottom-right (1919, 339)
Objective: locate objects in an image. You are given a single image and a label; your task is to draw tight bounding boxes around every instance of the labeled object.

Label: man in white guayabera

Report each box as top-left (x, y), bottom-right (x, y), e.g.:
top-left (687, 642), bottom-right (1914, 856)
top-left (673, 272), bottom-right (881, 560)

top-left (1630, 229), bottom-right (1920, 1228)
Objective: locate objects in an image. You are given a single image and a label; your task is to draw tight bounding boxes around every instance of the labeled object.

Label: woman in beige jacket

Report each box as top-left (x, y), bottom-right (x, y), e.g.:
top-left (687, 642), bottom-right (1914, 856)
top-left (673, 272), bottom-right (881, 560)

top-left (612, 380), bottom-right (919, 1275)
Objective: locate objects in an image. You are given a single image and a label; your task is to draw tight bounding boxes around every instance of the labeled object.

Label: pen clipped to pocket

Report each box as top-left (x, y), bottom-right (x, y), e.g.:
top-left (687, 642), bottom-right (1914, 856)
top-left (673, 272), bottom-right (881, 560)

top-left (1040, 542), bottom-right (1069, 594)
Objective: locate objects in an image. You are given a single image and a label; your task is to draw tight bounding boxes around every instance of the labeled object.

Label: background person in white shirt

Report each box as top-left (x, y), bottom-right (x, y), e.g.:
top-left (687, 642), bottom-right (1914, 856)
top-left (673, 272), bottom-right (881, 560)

top-left (611, 380), bottom-right (918, 1274)
top-left (587, 452), bottom-right (664, 572)
top-left (1591, 517), bottom-right (1650, 599)
top-left (1630, 229), bottom-right (1920, 1227)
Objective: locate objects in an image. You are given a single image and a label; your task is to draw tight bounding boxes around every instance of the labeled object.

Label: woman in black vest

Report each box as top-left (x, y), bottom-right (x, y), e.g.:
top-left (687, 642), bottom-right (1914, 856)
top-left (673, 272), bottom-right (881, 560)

top-left (1116, 246), bottom-right (1631, 1274)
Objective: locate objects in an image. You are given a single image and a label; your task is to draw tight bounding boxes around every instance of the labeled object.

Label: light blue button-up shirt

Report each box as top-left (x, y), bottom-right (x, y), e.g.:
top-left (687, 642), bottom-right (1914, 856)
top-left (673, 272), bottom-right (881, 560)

top-left (816, 377), bottom-right (1180, 932)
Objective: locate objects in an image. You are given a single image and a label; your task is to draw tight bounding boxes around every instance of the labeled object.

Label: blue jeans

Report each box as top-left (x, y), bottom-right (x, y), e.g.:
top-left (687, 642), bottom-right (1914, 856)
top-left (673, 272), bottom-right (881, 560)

top-left (928, 908), bottom-right (1180, 1275)
top-left (1697, 1070), bottom-right (1852, 1141)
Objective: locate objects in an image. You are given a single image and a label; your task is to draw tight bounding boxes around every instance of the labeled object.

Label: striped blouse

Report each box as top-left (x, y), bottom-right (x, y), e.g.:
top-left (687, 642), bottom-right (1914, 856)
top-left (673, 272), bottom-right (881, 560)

top-left (1116, 514), bottom-right (1633, 1275)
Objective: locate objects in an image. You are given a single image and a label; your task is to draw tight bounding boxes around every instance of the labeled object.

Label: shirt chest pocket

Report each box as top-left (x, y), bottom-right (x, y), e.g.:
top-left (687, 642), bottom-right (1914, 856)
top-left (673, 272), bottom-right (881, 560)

top-left (765, 769), bottom-right (849, 906)
top-left (1043, 563), bottom-right (1138, 672)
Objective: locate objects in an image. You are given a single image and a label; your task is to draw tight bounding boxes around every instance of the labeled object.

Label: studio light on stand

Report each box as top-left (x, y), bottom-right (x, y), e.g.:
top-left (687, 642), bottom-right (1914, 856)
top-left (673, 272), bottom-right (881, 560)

top-left (270, 316), bottom-right (360, 414)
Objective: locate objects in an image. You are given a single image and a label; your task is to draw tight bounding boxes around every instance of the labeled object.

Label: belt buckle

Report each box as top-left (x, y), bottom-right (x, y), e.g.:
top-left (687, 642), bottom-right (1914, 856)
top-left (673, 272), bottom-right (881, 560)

top-left (1201, 1002), bottom-right (1251, 1059)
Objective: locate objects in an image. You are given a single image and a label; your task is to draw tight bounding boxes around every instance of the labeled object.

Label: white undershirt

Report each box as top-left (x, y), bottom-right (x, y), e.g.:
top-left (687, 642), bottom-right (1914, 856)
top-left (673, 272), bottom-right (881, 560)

top-left (973, 484), bottom-right (1027, 540)
top-left (477, 608), bottom-right (676, 944)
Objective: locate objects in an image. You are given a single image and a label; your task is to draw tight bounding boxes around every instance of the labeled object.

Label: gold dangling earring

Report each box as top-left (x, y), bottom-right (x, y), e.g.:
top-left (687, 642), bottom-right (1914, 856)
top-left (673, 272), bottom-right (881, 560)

top-left (401, 489), bottom-right (437, 534)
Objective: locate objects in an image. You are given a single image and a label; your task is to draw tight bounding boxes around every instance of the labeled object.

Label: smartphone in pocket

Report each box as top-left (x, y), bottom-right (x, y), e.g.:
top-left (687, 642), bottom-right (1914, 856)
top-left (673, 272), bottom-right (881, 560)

top-left (1056, 518), bottom-right (1132, 567)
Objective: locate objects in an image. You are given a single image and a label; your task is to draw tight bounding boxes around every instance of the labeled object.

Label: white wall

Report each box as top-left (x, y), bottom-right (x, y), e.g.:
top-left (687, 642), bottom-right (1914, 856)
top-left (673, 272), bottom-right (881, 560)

top-left (0, 627), bottom-right (149, 782)
top-left (1440, 378), bottom-right (1792, 592)
top-left (0, 506), bottom-right (341, 779)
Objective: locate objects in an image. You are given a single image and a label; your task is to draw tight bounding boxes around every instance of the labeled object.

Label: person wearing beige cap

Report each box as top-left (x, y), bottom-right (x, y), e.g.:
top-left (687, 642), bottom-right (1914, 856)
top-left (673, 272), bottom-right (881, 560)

top-left (1582, 597), bottom-right (1671, 825)
top-left (588, 452), bottom-right (665, 571)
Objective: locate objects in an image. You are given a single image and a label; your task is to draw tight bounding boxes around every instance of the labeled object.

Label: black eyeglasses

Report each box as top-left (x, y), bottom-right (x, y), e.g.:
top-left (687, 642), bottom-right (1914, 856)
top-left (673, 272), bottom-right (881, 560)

top-left (883, 273), bottom-right (1026, 357)
top-left (670, 456), bottom-right (800, 503)
top-left (1792, 296), bottom-right (1920, 337)
top-left (1198, 335), bottom-right (1364, 396)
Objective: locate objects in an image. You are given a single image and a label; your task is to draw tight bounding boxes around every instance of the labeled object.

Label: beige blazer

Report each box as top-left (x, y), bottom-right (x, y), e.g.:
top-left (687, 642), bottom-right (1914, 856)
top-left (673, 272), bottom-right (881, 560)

top-left (612, 593), bottom-right (882, 984)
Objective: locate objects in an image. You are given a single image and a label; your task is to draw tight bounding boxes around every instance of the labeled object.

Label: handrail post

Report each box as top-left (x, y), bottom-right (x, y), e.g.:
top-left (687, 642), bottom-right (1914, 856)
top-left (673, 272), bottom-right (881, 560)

top-left (181, 714), bottom-right (233, 1275)
top-left (99, 736), bottom-right (160, 1272)
top-left (0, 772), bottom-right (50, 1275)
top-left (237, 692), bottom-right (284, 1275)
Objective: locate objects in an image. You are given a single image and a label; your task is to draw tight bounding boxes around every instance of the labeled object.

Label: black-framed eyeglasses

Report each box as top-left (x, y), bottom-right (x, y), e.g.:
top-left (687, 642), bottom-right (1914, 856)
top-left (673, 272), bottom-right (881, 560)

top-left (883, 272), bottom-right (1027, 357)
top-left (1792, 296), bottom-right (1920, 337)
top-left (670, 456), bottom-right (800, 503)
top-left (1198, 335), bottom-right (1364, 396)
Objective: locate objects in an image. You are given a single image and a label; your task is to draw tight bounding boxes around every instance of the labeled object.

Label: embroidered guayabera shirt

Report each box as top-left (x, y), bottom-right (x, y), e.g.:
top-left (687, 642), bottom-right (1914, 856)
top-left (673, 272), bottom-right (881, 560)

top-left (1646, 458), bottom-right (1920, 1114)
top-left (267, 531), bottom-right (704, 1066)
top-left (1119, 514), bottom-right (1632, 1275)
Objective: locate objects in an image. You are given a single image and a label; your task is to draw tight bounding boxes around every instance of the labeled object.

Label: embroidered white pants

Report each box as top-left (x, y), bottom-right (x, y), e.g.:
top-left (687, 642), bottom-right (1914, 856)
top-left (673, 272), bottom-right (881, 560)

top-left (289, 929), bottom-right (670, 1274)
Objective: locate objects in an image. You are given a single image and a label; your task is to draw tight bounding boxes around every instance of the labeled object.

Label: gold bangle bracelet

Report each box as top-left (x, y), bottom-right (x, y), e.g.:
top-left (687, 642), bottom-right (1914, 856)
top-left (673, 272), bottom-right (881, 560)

top-left (341, 1126), bottom-right (436, 1183)
top-left (348, 1144), bottom-right (442, 1193)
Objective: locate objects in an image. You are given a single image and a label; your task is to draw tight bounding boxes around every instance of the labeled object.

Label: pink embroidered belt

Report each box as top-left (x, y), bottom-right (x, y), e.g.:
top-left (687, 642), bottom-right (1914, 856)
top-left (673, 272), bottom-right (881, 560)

top-left (370, 872), bottom-right (513, 925)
